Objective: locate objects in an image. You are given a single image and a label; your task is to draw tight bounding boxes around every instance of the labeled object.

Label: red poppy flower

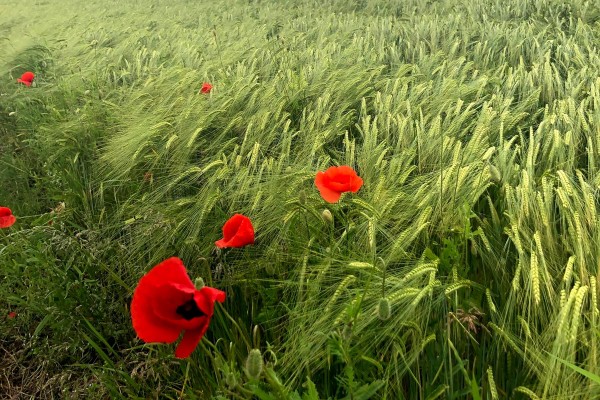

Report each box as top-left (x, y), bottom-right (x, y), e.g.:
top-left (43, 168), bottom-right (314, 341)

top-left (200, 82), bottom-right (213, 94)
top-left (0, 207), bottom-right (16, 228)
top-left (314, 165), bottom-right (363, 203)
top-left (17, 71), bottom-right (35, 87)
top-left (215, 214), bottom-right (255, 248)
top-left (7, 312), bottom-right (17, 319)
top-left (131, 257), bottom-right (226, 359)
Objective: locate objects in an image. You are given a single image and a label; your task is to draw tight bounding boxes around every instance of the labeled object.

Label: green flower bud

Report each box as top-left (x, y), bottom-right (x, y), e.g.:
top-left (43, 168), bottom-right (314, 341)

top-left (245, 349), bottom-right (263, 380)
top-left (470, 240), bottom-right (478, 256)
top-left (377, 297), bottom-right (391, 321)
top-left (225, 372), bottom-right (237, 389)
top-left (194, 277), bottom-right (205, 290)
top-left (322, 209), bottom-right (333, 223)
top-left (299, 190), bottom-right (307, 206)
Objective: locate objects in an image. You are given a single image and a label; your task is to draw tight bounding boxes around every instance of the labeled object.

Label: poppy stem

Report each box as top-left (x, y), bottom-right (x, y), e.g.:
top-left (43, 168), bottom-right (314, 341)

top-left (303, 213), bottom-right (310, 241)
top-left (217, 303), bottom-right (252, 350)
top-left (344, 206), bottom-right (350, 256)
top-left (178, 360), bottom-right (191, 399)
top-left (263, 367), bottom-right (288, 398)
top-left (226, 389), bottom-right (251, 399)
top-left (380, 257), bottom-right (386, 298)
top-left (199, 336), bottom-right (219, 354)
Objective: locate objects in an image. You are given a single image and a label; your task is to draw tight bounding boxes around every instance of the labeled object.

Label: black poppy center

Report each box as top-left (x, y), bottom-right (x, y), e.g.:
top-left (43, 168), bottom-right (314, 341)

top-left (176, 298), bottom-right (205, 321)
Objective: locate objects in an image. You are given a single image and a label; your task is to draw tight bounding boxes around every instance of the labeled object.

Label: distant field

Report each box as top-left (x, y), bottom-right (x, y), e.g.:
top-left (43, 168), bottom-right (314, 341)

top-left (2, 0), bottom-right (600, 398)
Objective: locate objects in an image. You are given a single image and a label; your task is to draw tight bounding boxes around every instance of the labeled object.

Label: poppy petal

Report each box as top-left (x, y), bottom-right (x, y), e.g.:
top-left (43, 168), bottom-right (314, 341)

top-left (317, 186), bottom-right (342, 203)
top-left (222, 214), bottom-right (244, 242)
top-left (335, 165), bottom-right (356, 175)
top-left (315, 166), bottom-right (362, 203)
top-left (131, 295), bottom-right (181, 343)
top-left (173, 287), bottom-right (225, 358)
top-left (214, 238), bottom-right (228, 248)
top-left (326, 180), bottom-right (351, 192)
top-left (315, 172), bottom-right (342, 203)
top-left (350, 175), bottom-right (364, 192)
top-left (21, 72), bottom-right (35, 81)
top-left (200, 82), bottom-right (213, 94)
top-left (0, 207), bottom-right (16, 228)
top-left (195, 286), bottom-right (226, 317)
top-left (140, 257), bottom-right (195, 288)
top-left (0, 215), bottom-right (16, 228)
top-left (228, 218), bottom-right (254, 247)
top-left (17, 72), bottom-right (34, 86)
top-left (174, 325), bottom-right (208, 359)
top-left (150, 283), bottom-right (204, 329)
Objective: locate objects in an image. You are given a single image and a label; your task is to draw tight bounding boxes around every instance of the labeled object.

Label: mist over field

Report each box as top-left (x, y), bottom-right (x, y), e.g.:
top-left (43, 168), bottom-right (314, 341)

top-left (2, 0), bottom-right (600, 398)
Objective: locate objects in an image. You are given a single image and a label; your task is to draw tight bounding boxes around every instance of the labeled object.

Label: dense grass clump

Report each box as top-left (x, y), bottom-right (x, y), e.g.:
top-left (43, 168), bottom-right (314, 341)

top-left (2, 0), bottom-right (600, 398)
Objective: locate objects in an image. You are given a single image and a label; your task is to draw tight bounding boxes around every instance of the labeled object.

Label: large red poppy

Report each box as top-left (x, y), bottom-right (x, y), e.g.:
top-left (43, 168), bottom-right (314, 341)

top-left (215, 214), bottom-right (255, 248)
top-left (131, 257), bottom-right (226, 359)
top-left (314, 166), bottom-right (363, 203)
top-left (17, 71), bottom-right (35, 87)
top-left (200, 82), bottom-right (213, 94)
top-left (0, 207), bottom-right (16, 228)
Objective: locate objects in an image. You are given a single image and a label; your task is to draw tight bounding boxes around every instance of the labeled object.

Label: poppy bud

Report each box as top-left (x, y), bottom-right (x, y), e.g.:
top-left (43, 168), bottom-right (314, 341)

top-left (322, 209), bottom-right (333, 223)
top-left (245, 349), bottom-right (263, 380)
top-left (225, 372), bottom-right (237, 389)
top-left (377, 297), bottom-right (391, 321)
top-left (470, 240), bottom-right (478, 256)
top-left (299, 190), bottom-right (306, 206)
top-left (489, 165), bottom-right (501, 183)
top-left (194, 277), bottom-right (205, 289)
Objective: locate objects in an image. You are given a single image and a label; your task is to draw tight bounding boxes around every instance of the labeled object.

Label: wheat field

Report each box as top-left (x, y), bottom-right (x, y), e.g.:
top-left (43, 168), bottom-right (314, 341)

top-left (1, 0), bottom-right (600, 398)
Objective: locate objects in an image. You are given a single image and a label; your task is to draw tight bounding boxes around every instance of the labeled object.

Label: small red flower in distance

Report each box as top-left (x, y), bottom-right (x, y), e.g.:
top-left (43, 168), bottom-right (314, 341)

top-left (200, 82), bottom-right (213, 94)
top-left (7, 312), bottom-right (17, 319)
top-left (314, 165), bottom-right (363, 203)
top-left (131, 257), bottom-right (226, 359)
top-left (0, 207), bottom-right (16, 228)
top-left (17, 71), bottom-right (35, 87)
top-left (215, 214), bottom-right (255, 248)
